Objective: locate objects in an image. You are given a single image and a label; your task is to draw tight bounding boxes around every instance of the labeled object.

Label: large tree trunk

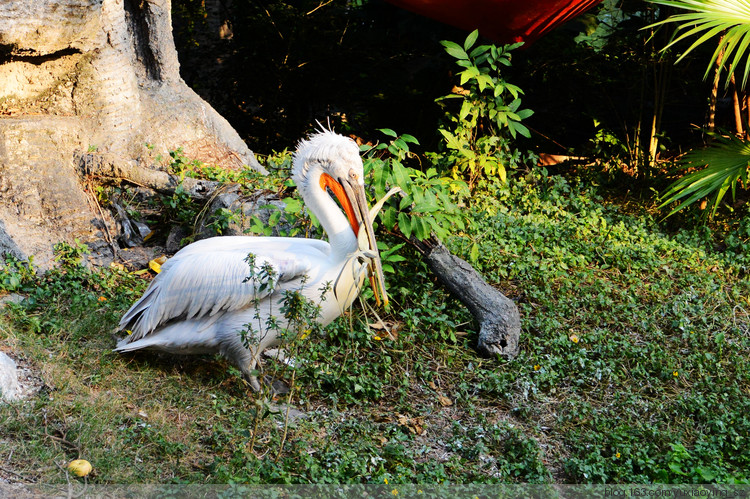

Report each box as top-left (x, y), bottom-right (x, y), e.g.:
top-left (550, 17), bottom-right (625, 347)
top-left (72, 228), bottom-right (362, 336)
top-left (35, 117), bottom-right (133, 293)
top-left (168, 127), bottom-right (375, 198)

top-left (0, 0), bottom-right (265, 269)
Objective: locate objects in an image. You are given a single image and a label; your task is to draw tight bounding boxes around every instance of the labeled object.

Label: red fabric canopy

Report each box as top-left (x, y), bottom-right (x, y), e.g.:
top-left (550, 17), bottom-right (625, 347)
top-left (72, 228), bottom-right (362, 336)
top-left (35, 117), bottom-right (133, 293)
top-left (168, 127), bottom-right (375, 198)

top-left (386, 0), bottom-right (603, 45)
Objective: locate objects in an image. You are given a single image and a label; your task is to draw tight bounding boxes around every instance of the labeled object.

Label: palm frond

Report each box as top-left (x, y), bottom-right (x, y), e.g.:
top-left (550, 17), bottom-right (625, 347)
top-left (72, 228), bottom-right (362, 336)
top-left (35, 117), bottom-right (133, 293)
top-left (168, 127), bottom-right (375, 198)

top-left (659, 134), bottom-right (750, 217)
top-left (647, 0), bottom-right (750, 88)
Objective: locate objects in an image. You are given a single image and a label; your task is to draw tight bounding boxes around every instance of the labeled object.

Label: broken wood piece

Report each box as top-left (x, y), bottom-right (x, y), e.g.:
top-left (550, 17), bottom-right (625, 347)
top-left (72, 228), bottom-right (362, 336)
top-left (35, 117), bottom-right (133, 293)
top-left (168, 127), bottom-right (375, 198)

top-left (411, 237), bottom-right (521, 359)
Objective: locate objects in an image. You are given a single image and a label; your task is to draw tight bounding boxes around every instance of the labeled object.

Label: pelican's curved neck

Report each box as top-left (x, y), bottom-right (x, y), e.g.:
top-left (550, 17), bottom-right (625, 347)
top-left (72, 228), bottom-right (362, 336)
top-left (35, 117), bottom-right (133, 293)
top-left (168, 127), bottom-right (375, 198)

top-left (299, 169), bottom-right (357, 259)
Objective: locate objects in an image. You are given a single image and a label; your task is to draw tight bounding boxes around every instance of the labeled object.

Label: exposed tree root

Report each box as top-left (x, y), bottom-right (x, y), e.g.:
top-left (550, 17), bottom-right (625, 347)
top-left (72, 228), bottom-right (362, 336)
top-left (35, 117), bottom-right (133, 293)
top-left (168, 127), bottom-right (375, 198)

top-left (76, 152), bottom-right (226, 200)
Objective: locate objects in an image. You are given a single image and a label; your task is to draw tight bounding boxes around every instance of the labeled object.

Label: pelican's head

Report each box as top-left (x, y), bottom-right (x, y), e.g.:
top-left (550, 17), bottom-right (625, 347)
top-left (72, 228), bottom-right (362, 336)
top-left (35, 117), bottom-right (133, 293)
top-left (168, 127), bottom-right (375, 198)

top-left (293, 130), bottom-right (389, 307)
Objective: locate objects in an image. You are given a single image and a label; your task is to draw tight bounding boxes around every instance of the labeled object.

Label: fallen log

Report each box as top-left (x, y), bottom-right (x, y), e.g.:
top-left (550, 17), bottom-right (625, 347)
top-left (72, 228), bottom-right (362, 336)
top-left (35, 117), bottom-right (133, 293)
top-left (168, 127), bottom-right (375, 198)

top-left (411, 237), bottom-right (521, 359)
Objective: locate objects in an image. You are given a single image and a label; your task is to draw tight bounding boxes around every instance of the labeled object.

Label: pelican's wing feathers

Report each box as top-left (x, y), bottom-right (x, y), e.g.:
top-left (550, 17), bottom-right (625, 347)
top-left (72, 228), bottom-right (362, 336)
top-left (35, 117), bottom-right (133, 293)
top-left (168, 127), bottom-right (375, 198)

top-left (118, 236), bottom-right (329, 341)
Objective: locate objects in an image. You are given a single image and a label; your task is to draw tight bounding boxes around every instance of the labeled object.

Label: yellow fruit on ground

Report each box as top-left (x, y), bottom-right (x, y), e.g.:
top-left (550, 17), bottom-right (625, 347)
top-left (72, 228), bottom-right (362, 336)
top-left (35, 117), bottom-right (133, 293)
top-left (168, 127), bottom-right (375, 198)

top-left (67, 459), bottom-right (92, 477)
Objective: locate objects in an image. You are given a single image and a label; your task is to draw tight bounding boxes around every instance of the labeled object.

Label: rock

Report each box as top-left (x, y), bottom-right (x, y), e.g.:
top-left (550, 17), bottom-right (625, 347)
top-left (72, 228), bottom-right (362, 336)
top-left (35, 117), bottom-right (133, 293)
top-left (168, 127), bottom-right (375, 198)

top-left (0, 293), bottom-right (24, 306)
top-left (117, 246), bottom-right (165, 271)
top-left (166, 226), bottom-right (190, 254)
top-left (268, 403), bottom-right (307, 423)
top-left (0, 352), bottom-right (20, 402)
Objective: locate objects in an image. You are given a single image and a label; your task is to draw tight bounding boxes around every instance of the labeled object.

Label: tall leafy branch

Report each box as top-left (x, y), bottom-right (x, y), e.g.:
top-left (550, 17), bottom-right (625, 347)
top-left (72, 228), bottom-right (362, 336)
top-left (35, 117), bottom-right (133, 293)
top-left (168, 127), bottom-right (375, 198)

top-left (435, 30), bottom-right (534, 190)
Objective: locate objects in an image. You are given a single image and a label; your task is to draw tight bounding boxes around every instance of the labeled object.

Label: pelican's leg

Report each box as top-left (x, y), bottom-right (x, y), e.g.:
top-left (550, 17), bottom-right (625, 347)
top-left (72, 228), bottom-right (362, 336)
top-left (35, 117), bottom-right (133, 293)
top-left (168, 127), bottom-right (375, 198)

top-left (240, 355), bottom-right (262, 392)
top-left (223, 344), bottom-right (263, 391)
top-left (223, 328), bottom-right (279, 393)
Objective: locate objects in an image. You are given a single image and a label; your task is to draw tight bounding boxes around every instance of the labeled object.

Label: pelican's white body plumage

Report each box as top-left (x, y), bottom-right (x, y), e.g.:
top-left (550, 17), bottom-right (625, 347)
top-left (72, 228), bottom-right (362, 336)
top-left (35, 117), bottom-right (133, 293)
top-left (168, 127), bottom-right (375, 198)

top-left (115, 131), bottom-right (380, 389)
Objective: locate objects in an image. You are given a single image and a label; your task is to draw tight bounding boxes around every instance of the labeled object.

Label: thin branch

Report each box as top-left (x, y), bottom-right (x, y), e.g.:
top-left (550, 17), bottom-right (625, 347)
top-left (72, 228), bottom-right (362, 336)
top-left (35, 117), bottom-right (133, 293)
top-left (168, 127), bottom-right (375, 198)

top-left (307, 0), bottom-right (334, 16)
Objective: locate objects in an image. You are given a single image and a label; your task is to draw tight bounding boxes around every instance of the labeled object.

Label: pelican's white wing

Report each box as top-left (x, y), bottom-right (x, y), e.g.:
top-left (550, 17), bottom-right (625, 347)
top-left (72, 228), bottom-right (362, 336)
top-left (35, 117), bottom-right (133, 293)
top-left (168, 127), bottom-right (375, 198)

top-left (118, 236), bottom-right (330, 342)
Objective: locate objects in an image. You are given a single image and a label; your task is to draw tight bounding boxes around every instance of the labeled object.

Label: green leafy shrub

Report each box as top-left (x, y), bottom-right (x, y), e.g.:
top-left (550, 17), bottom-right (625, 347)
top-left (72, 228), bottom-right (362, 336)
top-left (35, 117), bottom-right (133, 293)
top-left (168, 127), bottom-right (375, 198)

top-left (435, 30), bottom-right (535, 190)
top-left (363, 129), bottom-right (468, 242)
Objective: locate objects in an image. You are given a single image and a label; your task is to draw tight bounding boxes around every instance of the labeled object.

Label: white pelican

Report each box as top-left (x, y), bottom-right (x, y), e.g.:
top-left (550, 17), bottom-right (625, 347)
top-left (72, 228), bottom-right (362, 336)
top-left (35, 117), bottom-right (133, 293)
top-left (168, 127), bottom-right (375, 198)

top-left (115, 130), bottom-right (391, 390)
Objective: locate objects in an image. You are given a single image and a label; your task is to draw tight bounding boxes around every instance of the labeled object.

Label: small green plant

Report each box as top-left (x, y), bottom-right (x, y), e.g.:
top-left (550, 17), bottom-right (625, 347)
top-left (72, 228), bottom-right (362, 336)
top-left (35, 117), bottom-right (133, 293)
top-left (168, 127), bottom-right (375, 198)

top-left (53, 239), bottom-right (90, 267)
top-left (436, 30), bottom-right (535, 190)
top-left (205, 207), bottom-right (242, 235)
top-left (0, 255), bottom-right (35, 293)
top-left (364, 129), bottom-right (468, 242)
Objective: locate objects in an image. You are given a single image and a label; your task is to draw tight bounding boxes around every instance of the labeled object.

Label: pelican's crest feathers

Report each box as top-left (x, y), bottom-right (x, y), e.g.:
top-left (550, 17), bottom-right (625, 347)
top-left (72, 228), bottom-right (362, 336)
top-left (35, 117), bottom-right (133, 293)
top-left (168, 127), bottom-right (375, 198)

top-left (292, 129), bottom-right (363, 187)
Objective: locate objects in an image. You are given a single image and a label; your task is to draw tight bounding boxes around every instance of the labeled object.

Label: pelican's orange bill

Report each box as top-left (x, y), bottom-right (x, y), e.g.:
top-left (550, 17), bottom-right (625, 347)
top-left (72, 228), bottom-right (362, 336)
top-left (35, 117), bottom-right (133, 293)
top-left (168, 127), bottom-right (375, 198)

top-left (320, 172), bottom-right (360, 235)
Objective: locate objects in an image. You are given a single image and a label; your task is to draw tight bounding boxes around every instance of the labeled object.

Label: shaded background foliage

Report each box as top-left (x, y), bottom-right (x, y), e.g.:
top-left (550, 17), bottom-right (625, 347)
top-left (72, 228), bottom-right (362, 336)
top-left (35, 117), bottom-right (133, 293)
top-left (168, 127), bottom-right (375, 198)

top-left (173, 0), bottom-right (462, 152)
top-left (172, 0), bottom-right (728, 167)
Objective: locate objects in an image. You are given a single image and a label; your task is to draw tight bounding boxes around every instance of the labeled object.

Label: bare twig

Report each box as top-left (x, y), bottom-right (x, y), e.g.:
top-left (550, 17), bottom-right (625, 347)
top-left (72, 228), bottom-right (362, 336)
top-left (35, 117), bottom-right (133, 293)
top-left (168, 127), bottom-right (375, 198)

top-left (274, 370), bottom-right (296, 464)
top-left (307, 0), bottom-right (334, 15)
top-left (0, 464), bottom-right (34, 483)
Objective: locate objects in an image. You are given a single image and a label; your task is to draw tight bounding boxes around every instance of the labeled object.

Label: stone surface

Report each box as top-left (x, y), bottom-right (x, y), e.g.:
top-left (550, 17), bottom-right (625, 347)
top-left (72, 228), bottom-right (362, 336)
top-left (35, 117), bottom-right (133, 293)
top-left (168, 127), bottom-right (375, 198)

top-left (0, 352), bottom-right (19, 402)
top-left (0, 293), bottom-right (24, 306)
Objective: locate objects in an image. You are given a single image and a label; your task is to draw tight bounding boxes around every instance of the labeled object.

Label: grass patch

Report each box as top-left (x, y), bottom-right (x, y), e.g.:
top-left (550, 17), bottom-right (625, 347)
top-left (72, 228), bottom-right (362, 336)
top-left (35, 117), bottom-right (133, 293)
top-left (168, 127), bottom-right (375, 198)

top-left (1, 168), bottom-right (749, 484)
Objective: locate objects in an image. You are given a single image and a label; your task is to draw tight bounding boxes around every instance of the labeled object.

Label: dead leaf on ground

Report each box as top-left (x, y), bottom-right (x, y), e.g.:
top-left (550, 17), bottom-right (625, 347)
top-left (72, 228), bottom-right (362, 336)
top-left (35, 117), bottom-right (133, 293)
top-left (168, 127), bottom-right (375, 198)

top-left (396, 414), bottom-right (425, 435)
top-left (109, 262), bottom-right (126, 271)
top-left (437, 394), bottom-right (453, 407)
top-left (368, 320), bottom-right (401, 341)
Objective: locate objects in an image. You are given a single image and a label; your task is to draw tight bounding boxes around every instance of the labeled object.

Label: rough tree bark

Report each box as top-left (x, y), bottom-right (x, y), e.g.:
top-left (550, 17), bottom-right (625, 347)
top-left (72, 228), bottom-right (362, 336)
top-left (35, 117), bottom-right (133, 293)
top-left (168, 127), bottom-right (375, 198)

top-left (0, 0), bottom-right (265, 269)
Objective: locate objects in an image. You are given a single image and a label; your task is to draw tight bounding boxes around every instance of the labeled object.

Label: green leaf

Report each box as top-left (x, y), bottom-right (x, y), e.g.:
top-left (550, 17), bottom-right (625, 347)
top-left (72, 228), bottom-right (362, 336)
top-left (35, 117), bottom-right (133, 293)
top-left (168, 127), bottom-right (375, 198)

top-left (464, 29), bottom-right (479, 51)
top-left (459, 100), bottom-right (473, 121)
top-left (441, 40), bottom-right (469, 60)
top-left (393, 138), bottom-right (409, 152)
top-left (283, 197), bottom-right (302, 214)
top-left (469, 243), bottom-right (479, 262)
top-left (470, 44), bottom-right (491, 59)
top-left (505, 83), bottom-right (523, 98)
top-left (513, 122), bottom-right (531, 138)
top-left (459, 66), bottom-right (480, 85)
top-left (439, 129), bottom-right (463, 151)
top-left (392, 160), bottom-right (411, 188)
top-left (516, 108), bottom-right (535, 120)
top-left (381, 207), bottom-right (396, 230)
top-left (413, 216), bottom-right (429, 240)
top-left (476, 74), bottom-right (494, 92)
top-left (371, 159), bottom-right (386, 198)
top-left (498, 164), bottom-right (507, 183)
top-left (399, 194), bottom-right (413, 211)
top-left (398, 212), bottom-right (412, 239)
top-left (379, 128), bottom-right (397, 138)
top-left (400, 134), bottom-right (420, 145)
